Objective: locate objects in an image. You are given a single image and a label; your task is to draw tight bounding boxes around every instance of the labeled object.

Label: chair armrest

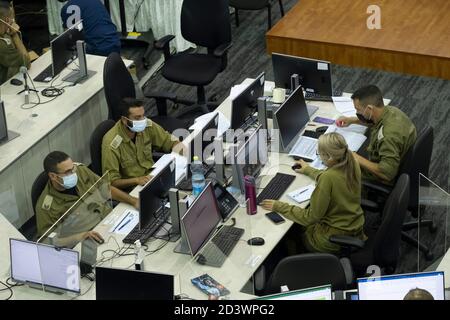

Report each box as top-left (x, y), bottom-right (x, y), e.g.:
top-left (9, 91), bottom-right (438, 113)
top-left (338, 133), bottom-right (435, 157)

top-left (329, 235), bottom-right (365, 249)
top-left (339, 257), bottom-right (354, 286)
top-left (213, 42), bottom-right (232, 57)
top-left (362, 179), bottom-right (393, 195)
top-left (361, 198), bottom-right (380, 212)
top-left (154, 35), bottom-right (175, 60)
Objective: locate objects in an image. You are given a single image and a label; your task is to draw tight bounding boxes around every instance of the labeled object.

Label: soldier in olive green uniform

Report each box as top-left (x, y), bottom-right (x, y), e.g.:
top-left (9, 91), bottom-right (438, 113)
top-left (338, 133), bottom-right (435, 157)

top-left (102, 98), bottom-right (180, 191)
top-left (261, 133), bottom-right (366, 254)
top-left (0, 2), bottom-right (30, 85)
top-left (337, 85), bottom-right (416, 185)
top-left (36, 151), bottom-right (139, 243)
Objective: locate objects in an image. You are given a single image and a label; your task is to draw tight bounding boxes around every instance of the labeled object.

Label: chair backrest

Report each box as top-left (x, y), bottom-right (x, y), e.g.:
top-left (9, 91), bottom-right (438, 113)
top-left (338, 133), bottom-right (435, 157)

top-left (20, 171), bottom-right (49, 241)
top-left (398, 126), bottom-right (433, 211)
top-left (103, 52), bottom-right (135, 121)
top-left (181, 0), bottom-right (231, 50)
top-left (265, 253), bottom-right (348, 294)
top-left (372, 174), bottom-right (410, 269)
top-left (90, 119), bottom-right (116, 176)
top-left (229, 0), bottom-right (270, 10)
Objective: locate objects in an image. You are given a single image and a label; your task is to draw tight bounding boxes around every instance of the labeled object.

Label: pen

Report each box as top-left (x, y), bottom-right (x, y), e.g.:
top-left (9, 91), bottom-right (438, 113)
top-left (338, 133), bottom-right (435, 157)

top-left (295, 188), bottom-right (309, 197)
top-left (118, 218), bottom-right (132, 231)
top-left (113, 211), bottom-right (130, 232)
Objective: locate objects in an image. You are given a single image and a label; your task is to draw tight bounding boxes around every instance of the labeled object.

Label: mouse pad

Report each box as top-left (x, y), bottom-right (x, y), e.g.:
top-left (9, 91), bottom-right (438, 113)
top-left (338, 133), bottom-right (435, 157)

top-left (191, 274), bottom-right (230, 297)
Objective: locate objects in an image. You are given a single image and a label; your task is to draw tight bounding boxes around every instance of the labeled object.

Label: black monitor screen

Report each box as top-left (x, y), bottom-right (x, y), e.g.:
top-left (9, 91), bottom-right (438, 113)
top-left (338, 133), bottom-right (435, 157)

top-left (51, 21), bottom-right (84, 77)
top-left (231, 72), bottom-right (265, 130)
top-left (274, 86), bottom-right (310, 150)
top-left (272, 53), bottom-right (332, 96)
top-left (139, 161), bottom-right (175, 229)
top-left (95, 266), bottom-right (174, 300)
top-left (182, 183), bottom-right (222, 256)
top-left (0, 101), bottom-right (7, 141)
top-left (235, 125), bottom-right (268, 178)
top-left (189, 113), bottom-right (218, 163)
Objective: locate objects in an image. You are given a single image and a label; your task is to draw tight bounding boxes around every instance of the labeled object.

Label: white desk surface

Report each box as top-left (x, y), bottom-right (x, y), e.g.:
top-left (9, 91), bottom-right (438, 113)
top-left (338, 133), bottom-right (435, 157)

top-left (0, 52), bottom-right (133, 174)
top-left (1, 78), bottom-right (394, 300)
top-left (437, 250), bottom-right (450, 288)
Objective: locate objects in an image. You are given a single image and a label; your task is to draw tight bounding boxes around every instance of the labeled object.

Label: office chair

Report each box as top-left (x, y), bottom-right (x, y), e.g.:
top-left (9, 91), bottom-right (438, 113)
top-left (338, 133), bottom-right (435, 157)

top-left (90, 120), bottom-right (116, 176)
top-left (264, 253), bottom-right (353, 294)
top-left (230, 0), bottom-right (285, 30)
top-left (330, 174), bottom-right (410, 276)
top-left (151, 0), bottom-right (232, 115)
top-left (103, 52), bottom-right (188, 133)
top-left (19, 171), bottom-right (49, 241)
top-left (362, 126), bottom-right (436, 260)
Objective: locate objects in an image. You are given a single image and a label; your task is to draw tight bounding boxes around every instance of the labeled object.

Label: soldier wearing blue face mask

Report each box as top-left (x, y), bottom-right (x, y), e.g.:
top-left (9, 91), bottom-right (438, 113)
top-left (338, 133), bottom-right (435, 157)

top-left (35, 151), bottom-right (139, 239)
top-left (101, 98), bottom-right (182, 191)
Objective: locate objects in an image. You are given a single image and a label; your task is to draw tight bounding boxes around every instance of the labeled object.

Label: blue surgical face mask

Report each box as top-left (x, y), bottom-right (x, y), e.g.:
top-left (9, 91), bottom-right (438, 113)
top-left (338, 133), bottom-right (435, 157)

top-left (59, 173), bottom-right (78, 189)
top-left (127, 118), bottom-right (147, 133)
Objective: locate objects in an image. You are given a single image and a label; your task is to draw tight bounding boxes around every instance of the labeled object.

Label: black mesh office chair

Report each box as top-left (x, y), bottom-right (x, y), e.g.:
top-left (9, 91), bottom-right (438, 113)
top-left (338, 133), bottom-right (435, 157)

top-left (331, 174), bottom-right (410, 276)
top-left (264, 253), bottom-right (353, 294)
top-left (230, 0), bottom-right (285, 30)
top-left (103, 52), bottom-right (188, 133)
top-left (152, 0), bottom-right (232, 114)
top-left (19, 171), bottom-right (49, 241)
top-left (90, 120), bottom-right (116, 176)
top-left (362, 126), bottom-right (436, 260)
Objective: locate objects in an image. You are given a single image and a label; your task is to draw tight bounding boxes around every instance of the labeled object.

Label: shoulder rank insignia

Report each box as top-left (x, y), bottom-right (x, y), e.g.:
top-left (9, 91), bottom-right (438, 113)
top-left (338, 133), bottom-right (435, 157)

top-left (110, 135), bottom-right (123, 149)
top-left (42, 195), bottom-right (53, 211)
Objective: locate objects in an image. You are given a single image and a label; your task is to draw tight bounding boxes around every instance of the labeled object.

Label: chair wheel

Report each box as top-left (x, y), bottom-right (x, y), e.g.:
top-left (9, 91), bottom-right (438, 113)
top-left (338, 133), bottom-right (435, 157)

top-left (425, 252), bottom-right (434, 261)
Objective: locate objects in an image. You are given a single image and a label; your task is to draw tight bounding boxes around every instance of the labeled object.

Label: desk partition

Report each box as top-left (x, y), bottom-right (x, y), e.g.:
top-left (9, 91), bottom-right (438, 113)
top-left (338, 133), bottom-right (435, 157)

top-left (418, 174), bottom-right (449, 272)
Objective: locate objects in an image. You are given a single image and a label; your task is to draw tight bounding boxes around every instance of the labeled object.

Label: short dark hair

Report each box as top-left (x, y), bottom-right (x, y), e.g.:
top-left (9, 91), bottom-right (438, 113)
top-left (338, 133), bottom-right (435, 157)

top-left (43, 151), bottom-right (70, 174)
top-left (351, 85), bottom-right (384, 107)
top-left (118, 98), bottom-right (144, 118)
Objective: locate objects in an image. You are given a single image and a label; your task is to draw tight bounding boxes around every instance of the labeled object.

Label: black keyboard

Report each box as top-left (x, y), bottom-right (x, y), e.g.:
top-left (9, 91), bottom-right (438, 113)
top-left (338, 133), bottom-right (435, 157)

top-left (197, 225), bottom-right (244, 267)
top-left (122, 208), bottom-right (170, 244)
top-left (33, 64), bottom-right (53, 82)
top-left (256, 172), bottom-right (296, 204)
top-left (304, 90), bottom-right (342, 102)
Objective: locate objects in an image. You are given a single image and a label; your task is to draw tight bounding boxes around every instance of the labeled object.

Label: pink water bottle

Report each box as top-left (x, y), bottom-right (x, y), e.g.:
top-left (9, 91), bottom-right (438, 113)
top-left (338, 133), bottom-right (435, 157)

top-left (244, 175), bottom-right (257, 215)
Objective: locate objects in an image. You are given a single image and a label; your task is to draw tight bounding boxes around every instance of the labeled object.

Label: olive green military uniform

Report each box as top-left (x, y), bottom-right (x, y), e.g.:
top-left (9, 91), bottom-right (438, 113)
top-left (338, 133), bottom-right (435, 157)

top-left (36, 164), bottom-right (112, 238)
top-left (364, 106), bottom-right (417, 185)
top-left (101, 119), bottom-right (177, 184)
top-left (273, 166), bottom-right (366, 254)
top-left (0, 34), bottom-right (30, 85)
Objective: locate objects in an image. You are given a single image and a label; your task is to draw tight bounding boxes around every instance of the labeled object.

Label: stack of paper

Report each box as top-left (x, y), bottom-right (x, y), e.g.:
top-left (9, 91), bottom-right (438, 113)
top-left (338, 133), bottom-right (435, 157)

top-left (332, 96), bottom-right (356, 117)
top-left (288, 184), bottom-right (316, 203)
top-left (325, 125), bottom-right (367, 151)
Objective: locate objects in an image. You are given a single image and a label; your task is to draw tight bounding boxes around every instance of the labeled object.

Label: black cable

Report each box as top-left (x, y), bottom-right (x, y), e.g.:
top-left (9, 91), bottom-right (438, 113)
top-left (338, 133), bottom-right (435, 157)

top-left (0, 281), bottom-right (13, 300)
top-left (132, 0), bottom-right (146, 24)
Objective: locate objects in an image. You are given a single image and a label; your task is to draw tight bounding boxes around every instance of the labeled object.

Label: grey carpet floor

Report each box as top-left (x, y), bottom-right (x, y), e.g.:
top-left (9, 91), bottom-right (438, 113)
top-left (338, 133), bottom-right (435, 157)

top-left (142, 0), bottom-right (450, 274)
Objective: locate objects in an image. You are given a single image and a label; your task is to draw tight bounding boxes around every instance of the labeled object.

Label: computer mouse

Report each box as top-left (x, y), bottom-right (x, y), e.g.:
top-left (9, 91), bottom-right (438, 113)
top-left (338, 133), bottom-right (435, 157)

top-left (292, 163), bottom-right (302, 171)
top-left (316, 126), bottom-right (329, 134)
top-left (247, 237), bottom-right (265, 246)
top-left (10, 78), bottom-right (23, 86)
top-left (94, 237), bottom-right (104, 245)
top-left (196, 254), bottom-right (207, 265)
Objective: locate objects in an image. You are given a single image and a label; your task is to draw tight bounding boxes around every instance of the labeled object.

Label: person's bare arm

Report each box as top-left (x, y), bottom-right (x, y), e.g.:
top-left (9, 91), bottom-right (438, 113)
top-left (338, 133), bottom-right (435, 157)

top-left (110, 186), bottom-right (139, 209)
top-left (9, 23), bottom-right (30, 68)
top-left (111, 176), bottom-right (151, 190)
top-left (353, 152), bottom-right (390, 183)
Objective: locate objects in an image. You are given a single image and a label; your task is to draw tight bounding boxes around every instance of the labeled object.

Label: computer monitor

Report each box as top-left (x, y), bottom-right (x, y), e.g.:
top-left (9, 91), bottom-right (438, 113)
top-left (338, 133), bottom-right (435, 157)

top-left (256, 285), bottom-right (333, 300)
top-left (232, 125), bottom-right (268, 192)
top-left (0, 100), bottom-right (19, 145)
top-left (273, 85), bottom-right (310, 152)
top-left (230, 72), bottom-right (265, 131)
top-left (357, 271), bottom-right (445, 300)
top-left (95, 266), bottom-right (174, 300)
top-left (272, 52), bottom-right (333, 96)
top-left (181, 182), bottom-right (222, 257)
top-left (51, 20), bottom-right (84, 79)
top-left (188, 113), bottom-right (219, 164)
top-left (9, 238), bottom-right (80, 293)
top-left (139, 160), bottom-right (175, 230)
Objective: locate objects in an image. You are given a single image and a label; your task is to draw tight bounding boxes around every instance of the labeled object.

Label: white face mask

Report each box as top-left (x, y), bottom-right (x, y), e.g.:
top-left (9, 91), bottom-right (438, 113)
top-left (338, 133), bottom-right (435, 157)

top-left (58, 173), bottom-right (78, 189)
top-left (127, 118), bottom-right (147, 133)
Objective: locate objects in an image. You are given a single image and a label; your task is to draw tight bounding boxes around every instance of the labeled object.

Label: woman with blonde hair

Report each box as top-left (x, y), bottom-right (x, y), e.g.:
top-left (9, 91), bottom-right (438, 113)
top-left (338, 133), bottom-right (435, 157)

top-left (261, 132), bottom-right (366, 254)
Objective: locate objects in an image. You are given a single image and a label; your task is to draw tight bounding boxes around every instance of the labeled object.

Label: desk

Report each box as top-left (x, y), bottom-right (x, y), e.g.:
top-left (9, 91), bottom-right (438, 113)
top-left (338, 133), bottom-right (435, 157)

top-left (46, 0), bottom-right (192, 52)
top-left (2, 79), bottom-right (372, 300)
top-left (0, 52), bottom-right (133, 228)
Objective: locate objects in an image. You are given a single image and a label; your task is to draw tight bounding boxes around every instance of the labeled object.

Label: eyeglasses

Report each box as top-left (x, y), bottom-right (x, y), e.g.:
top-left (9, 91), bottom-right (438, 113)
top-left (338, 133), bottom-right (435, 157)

top-left (55, 165), bottom-right (77, 176)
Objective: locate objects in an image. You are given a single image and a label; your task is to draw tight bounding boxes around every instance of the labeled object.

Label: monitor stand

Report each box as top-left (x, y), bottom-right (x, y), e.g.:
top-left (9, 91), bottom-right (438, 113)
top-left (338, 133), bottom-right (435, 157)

top-left (0, 131), bottom-right (20, 146)
top-left (25, 281), bottom-right (65, 295)
top-left (62, 70), bottom-right (96, 84)
top-left (62, 40), bottom-right (96, 84)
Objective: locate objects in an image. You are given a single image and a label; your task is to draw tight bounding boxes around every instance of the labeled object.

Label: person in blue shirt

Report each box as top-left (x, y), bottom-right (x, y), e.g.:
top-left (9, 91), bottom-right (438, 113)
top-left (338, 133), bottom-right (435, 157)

top-left (58, 0), bottom-right (120, 56)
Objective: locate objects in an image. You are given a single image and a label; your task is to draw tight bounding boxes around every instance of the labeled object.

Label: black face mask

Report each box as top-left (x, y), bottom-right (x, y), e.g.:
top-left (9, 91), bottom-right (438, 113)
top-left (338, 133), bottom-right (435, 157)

top-left (356, 106), bottom-right (374, 124)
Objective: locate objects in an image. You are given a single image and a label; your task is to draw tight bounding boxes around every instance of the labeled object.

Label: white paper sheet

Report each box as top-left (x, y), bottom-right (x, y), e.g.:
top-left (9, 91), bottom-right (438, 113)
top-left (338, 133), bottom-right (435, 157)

top-left (325, 125), bottom-right (367, 151)
top-left (109, 209), bottom-right (139, 235)
top-left (288, 184), bottom-right (316, 203)
top-left (189, 111), bottom-right (230, 137)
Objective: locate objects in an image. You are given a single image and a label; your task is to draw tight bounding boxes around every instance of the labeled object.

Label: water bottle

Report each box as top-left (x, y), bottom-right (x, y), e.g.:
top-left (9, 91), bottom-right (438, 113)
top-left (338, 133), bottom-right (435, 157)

top-left (191, 156), bottom-right (206, 196)
top-left (244, 175), bottom-right (257, 215)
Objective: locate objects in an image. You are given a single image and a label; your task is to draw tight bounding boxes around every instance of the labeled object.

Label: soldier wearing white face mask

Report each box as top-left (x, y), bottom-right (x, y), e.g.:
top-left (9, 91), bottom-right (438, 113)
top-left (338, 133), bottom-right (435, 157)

top-left (35, 151), bottom-right (139, 239)
top-left (101, 98), bottom-right (182, 191)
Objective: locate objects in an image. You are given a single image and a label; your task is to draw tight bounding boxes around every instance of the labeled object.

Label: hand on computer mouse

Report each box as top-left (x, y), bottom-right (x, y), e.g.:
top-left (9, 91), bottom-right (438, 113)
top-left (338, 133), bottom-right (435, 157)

top-left (84, 231), bottom-right (104, 244)
top-left (293, 159), bottom-right (309, 174)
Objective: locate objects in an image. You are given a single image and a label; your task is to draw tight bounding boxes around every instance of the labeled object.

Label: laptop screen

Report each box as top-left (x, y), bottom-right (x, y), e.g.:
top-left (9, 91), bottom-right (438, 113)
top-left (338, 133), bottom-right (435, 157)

top-left (357, 271), bottom-right (445, 300)
top-left (256, 285), bottom-right (333, 300)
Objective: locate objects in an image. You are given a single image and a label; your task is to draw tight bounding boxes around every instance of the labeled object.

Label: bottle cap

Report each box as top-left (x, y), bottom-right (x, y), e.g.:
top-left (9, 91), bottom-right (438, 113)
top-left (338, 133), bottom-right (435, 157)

top-left (193, 156), bottom-right (199, 161)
